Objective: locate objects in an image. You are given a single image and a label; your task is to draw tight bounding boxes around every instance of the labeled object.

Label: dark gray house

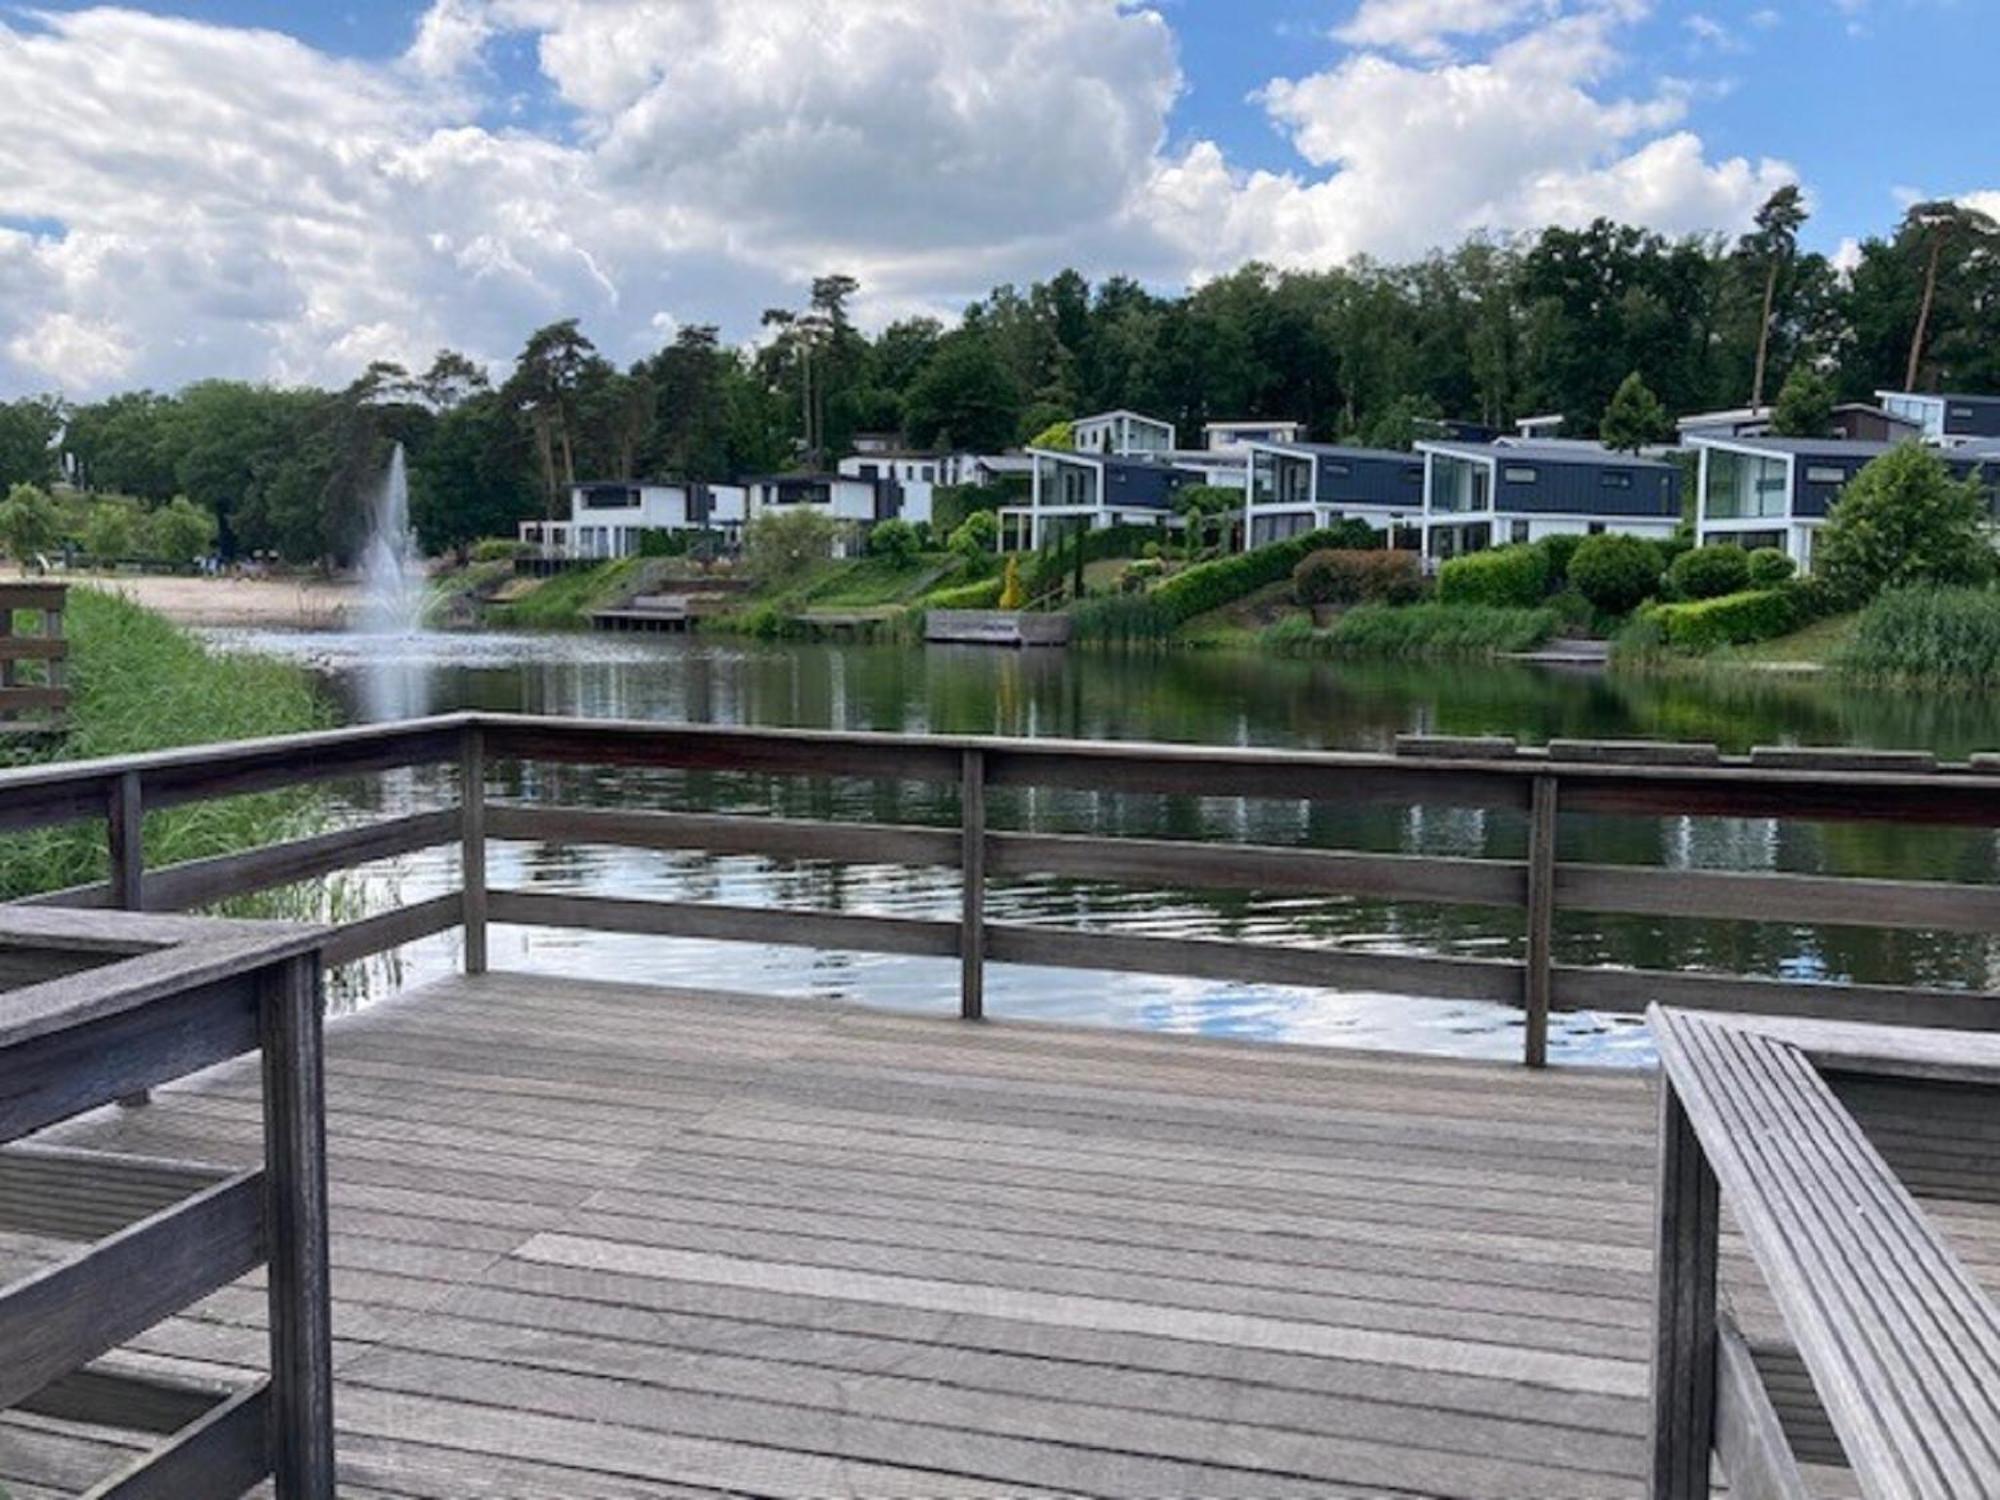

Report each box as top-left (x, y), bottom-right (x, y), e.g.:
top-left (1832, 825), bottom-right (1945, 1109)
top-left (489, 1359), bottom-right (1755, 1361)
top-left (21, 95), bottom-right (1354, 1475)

top-left (1692, 435), bottom-right (2000, 570)
top-left (1243, 442), bottom-right (1425, 548)
top-left (1005, 448), bottom-right (1203, 550)
top-left (1877, 390), bottom-right (2000, 441)
top-left (1415, 440), bottom-right (1682, 561)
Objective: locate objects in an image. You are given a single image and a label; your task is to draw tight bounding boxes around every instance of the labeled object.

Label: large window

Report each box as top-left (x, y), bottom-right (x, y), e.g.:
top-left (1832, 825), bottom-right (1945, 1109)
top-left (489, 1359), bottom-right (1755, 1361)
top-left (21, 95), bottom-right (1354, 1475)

top-left (1430, 455), bottom-right (1491, 513)
top-left (1250, 512), bottom-right (1314, 548)
top-left (1250, 449), bottom-right (1311, 506)
top-left (1703, 449), bottom-right (1789, 520)
top-left (1038, 458), bottom-right (1097, 508)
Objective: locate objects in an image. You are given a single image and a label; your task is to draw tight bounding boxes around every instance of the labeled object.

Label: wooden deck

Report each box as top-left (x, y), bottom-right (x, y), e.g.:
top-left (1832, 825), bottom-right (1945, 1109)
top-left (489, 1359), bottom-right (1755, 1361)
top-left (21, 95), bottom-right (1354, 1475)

top-left (0, 969), bottom-right (1676, 1499)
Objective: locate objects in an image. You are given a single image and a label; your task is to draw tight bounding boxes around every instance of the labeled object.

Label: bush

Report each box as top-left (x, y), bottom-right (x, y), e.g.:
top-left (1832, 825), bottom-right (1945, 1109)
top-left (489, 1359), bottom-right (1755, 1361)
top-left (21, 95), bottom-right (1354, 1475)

top-left (146, 496), bottom-right (217, 568)
top-left (1839, 586), bottom-right (2000, 685)
top-left (1747, 547), bottom-right (1796, 587)
top-left (947, 510), bottom-right (998, 560)
top-left (0, 483), bottom-right (61, 569)
top-left (925, 575), bottom-right (1004, 610)
top-left (1817, 443), bottom-right (1997, 605)
top-left (1120, 558), bottom-right (1166, 593)
top-left (745, 508), bottom-right (837, 586)
top-left (1293, 548), bottom-right (1422, 608)
top-left (82, 501), bottom-right (140, 563)
top-left (636, 528), bottom-right (689, 557)
top-left (1436, 546), bottom-right (1550, 609)
top-left (1264, 603), bottom-right (1556, 658)
top-left (997, 556), bottom-right (1025, 610)
top-left (867, 518), bottom-right (921, 564)
top-left (1569, 533), bottom-right (1661, 615)
top-left (1639, 588), bottom-right (1799, 653)
top-left (1667, 544), bottom-right (1751, 601)
top-left (1537, 532), bottom-right (1583, 587)
top-left (470, 536), bottom-right (530, 563)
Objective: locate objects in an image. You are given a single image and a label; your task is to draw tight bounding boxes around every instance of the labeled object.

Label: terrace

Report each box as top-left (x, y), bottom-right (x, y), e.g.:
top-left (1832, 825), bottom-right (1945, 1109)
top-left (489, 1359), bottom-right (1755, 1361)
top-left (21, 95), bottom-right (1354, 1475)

top-left (4, 716), bottom-right (2000, 1496)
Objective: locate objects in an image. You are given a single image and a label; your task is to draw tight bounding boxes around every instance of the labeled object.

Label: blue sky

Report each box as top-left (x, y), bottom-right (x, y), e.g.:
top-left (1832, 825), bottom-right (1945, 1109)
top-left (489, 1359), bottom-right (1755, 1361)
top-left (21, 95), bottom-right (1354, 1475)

top-left (0, 1), bottom-right (1992, 394)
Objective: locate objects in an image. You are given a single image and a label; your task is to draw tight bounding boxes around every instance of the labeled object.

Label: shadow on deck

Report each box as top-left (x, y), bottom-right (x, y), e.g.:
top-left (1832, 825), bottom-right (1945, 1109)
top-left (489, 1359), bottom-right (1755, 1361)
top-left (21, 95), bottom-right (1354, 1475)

top-left (8, 971), bottom-right (1663, 1499)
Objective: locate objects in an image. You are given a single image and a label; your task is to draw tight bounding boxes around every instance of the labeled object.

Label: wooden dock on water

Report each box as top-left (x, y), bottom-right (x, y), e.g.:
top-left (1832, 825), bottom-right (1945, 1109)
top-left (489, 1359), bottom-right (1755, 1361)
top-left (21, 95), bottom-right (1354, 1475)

top-left (4, 970), bottom-right (1672, 1499)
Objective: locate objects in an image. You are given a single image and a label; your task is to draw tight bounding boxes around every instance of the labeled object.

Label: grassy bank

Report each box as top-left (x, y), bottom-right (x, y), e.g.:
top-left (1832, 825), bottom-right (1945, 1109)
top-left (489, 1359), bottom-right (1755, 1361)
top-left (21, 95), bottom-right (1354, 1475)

top-left (0, 590), bottom-right (331, 898)
top-left (486, 558), bottom-right (647, 629)
top-left (1261, 604), bottom-right (1558, 659)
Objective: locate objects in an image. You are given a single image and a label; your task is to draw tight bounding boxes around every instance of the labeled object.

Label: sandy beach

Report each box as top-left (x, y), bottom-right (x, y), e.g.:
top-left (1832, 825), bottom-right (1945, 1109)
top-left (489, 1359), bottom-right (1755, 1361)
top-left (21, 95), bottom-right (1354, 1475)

top-left (70, 572), bottom-right (367, 629)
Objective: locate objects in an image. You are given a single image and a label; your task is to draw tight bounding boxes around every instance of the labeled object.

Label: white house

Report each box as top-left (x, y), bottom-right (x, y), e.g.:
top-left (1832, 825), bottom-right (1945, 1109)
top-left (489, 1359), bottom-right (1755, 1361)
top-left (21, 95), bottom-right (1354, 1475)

top-left (1416, 441), bottom-right (1682, 561)
top-left (1000, 449), bottom-right (1201, 551)
top-left (518, 480), bottom-right (747, 560)
top-left (1072, 410), bottom-right (1176, 457)
top-left (744, 473), bottom-right (908, 556)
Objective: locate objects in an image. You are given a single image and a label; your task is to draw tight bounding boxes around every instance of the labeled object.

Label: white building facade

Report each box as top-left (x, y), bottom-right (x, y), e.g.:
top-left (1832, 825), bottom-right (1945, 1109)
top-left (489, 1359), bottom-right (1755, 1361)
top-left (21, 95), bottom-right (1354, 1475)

top-left (1416, 441), bottom-right (1682, 561)
top-left (519, 480), bottom-right (747, 560)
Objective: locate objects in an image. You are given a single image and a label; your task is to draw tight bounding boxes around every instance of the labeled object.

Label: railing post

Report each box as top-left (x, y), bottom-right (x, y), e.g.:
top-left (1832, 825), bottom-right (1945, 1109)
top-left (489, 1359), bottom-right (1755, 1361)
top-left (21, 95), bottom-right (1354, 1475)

top-left (1649, 1082), bottom-right (1719, 1500)
top-left (1523, 774), bottom-right (1557, 1068)
top-left (259, 950), bottom-right (336, 1499)
top-left (960, 747), bottom-right (985, 1020)
top-left (111, 770), bottom-right (150, 1108)
top-left (461, 726), bottom-right (487, 976)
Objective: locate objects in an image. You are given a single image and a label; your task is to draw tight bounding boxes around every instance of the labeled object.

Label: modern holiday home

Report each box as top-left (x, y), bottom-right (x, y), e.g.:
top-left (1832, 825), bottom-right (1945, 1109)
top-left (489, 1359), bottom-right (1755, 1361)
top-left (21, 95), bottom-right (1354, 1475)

top-left (744, 472), bottom-right (910, 553)
top-left (1414, 440), bottom-right (1682, 561)
top-left (1201, 420), bottom-right (1306, 451)
top-left (518, 479), bottom-right (748, 560)
top-left (1242, 441), bottom-right (1425, 548)
top-left (1071, 409), bottom-right (1176, 457)
top-left (1689, 434), bottom-right (2000, 570)
top-left (1001, 448), bottom-right (1203, 551)
top-left (1874, 390), bottom-right (2000, 443)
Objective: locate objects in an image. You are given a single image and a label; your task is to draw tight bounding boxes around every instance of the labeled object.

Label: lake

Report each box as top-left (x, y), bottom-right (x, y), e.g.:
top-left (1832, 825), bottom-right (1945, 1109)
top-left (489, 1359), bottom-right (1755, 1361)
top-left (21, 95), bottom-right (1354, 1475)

top-left (207, 628), bottom-right (2000, 1065)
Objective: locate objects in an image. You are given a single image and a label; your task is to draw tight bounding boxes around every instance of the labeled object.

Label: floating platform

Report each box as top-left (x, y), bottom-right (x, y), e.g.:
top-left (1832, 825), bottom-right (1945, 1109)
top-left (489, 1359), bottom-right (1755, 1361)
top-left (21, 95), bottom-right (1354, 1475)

top-left (926, 609), bottom-right (1071, 647)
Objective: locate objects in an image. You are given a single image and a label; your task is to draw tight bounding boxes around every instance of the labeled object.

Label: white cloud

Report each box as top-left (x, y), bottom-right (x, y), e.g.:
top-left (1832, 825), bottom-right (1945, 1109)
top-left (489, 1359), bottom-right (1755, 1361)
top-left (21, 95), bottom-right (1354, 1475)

top-left (0, 1), bottom-right (1802, 397)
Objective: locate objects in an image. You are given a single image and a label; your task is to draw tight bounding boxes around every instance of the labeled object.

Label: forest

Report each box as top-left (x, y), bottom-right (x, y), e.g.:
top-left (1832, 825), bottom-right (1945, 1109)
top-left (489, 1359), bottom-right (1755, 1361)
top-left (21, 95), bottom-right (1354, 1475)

top-left (1, 193), bottom-right (1994, 564)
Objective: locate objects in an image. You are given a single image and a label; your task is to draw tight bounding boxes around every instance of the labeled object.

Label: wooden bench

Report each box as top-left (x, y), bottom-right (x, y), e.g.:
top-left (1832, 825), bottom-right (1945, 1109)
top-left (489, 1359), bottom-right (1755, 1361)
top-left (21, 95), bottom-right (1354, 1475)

top-left (1647, 1005), bottom-right (2000, 1498)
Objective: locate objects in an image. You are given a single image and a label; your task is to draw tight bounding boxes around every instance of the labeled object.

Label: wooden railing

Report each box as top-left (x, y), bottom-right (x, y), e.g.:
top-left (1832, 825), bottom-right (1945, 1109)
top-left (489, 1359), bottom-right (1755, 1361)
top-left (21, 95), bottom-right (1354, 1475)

top-left (0, 907), bottom-right (332, 1498)
top-left (0, 582), bottom-right (68, 731)
top-left (5, 713), bottom-right (2000, 1067)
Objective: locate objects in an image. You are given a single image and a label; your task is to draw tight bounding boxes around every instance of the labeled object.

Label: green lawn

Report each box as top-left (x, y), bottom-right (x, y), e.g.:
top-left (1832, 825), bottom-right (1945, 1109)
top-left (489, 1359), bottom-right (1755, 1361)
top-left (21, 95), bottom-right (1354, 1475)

top-left (795, 554), bottom-right (960, 609)
top-left (1723, 611), bottom-right (1858, 668)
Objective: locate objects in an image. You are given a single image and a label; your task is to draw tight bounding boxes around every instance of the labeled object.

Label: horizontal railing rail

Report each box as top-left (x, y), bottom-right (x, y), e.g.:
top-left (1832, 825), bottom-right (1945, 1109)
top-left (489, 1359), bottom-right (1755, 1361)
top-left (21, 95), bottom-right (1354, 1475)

top-left (8, 710), bottom-right (2000, 1064)
top-left (0, 909), bottom-right (333, 1498)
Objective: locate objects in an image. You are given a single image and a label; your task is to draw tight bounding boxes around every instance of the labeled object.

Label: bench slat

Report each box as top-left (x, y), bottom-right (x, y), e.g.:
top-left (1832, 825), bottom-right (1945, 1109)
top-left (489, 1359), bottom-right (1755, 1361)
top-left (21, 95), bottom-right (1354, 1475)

top-left (1650, 1006), bottom-right (2000, 1499)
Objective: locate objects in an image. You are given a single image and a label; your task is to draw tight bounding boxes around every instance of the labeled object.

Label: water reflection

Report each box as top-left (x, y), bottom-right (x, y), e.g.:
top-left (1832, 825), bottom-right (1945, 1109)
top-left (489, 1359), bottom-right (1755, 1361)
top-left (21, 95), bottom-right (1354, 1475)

top-left (209, 630), bottom-right (2000, 1065)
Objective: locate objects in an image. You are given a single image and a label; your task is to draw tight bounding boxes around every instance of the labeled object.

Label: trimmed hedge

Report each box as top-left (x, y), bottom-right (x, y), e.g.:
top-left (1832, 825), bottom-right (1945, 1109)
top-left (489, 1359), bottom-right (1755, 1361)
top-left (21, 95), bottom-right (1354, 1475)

top-left (1640, 588), bottom-right (1798, 652)
top-left (1666, 544), bottom-right (1750, 601)
top-left (1435, 545), bottom-right (1549, 609)
top-left (1746, 547), bottom-right (1795, 587)
top-left (1070, 527), bottom-right (1355, 643)
top-left (924, 576), bottom-right (1004, 609)
top-left (1569, 533), bottom-right (1662, 615)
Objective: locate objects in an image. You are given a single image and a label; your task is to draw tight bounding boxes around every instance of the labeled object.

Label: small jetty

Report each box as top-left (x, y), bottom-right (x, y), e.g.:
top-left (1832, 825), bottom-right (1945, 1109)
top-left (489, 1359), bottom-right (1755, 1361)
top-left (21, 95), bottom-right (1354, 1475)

top-left (1503, 636), bottom-right (1610, 667)
top-left (590, 593), bottom-right (693, 633)
top-left (926, 608), bottom-right (1071, 647)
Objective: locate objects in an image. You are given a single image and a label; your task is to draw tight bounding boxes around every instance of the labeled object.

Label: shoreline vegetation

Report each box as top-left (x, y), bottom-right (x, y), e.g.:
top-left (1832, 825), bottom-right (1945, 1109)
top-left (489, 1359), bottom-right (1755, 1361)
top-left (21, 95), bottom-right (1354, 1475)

top-left (0, 589), bottom-right (330, 900)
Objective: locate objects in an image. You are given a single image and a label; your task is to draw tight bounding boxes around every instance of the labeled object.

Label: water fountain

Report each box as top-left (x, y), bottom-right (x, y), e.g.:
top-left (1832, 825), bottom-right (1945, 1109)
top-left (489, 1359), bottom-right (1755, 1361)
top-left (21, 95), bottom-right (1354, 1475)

top-left (355, 442), bottom-right (428, 722)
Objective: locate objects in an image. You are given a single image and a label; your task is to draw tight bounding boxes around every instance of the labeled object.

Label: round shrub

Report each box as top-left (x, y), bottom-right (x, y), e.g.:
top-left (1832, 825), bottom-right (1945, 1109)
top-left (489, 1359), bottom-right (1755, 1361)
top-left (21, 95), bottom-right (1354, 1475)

top-left (1667, 544), bottom-right (1751, 601)
top-left (867, 518), bottom-right (921, 563)
top-left (1536, 532), bottom-right (1583, 587)
top-left (1569, 533), bottom-right (1662, 615)
top-left (1747, 547), bottom-right (1796, 588)
top-left (947, 511), bottom-right (998, 558)
top-left (1435, 545), bottom-right (1550, 609)
top-left (1293, 549), bottom-right (1424, 610)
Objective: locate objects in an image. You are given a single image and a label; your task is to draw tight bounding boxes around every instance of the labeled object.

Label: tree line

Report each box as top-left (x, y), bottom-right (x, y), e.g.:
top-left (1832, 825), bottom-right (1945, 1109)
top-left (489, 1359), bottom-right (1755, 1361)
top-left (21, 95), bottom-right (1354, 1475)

top-left (0, 193), bottom-right (1992, 564)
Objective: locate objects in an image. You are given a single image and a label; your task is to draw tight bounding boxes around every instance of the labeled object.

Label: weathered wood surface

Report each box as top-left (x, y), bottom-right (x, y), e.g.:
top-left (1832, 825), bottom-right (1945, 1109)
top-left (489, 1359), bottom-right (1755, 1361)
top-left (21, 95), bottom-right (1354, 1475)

top-left (1651, 1006), bottom-right (2000, 1498)
top-left (2, 970), bottom-right (1693, 1499)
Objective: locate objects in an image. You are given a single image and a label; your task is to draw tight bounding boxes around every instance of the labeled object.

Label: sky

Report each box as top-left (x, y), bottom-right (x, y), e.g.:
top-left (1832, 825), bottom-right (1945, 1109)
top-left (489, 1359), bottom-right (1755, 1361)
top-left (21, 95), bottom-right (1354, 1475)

top-left (0, 0), bottom-right (1992, 397)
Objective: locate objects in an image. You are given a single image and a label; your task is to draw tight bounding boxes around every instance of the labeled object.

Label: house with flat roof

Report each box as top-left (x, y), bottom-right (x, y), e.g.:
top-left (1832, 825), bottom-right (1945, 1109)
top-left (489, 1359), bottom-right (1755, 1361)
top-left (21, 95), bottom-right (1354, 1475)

top-left (518, 479), bottom-right (748, 560)
top-left (1001, 448), bottom-right (1202, 550)
top-left (1243, 441), bottom-right (1424, 549)
top-left (1072, 410), bottom-right (1176, 458)
top-left (1690, 435), bottom-right (2000, 570)
top-left (1875, 390), bottom-right (2000, 443)
top-left (745, 473), bottom-right (906, 555)
top-left (1201, 420), bottom-right (1305, 452)
top-left (1415, 441), bottom-right (1682, 561)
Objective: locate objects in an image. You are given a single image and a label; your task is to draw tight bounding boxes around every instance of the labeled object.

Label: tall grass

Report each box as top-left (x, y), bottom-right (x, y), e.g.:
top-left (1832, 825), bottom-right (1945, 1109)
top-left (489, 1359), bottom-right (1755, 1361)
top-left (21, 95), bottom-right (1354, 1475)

top-left (1838, 586), bottom-right (2000, 686)
top-left (0, 589), bottom-right (331, 898)
top-left (1262, 603), bottom-right (1558, 658)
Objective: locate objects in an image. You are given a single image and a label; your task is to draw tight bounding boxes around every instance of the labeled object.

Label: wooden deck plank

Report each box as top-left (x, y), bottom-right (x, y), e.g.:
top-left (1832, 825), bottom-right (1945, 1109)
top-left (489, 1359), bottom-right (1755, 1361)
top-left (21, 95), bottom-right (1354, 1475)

top-left (6, 969), bottom-right (1670, 1499)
